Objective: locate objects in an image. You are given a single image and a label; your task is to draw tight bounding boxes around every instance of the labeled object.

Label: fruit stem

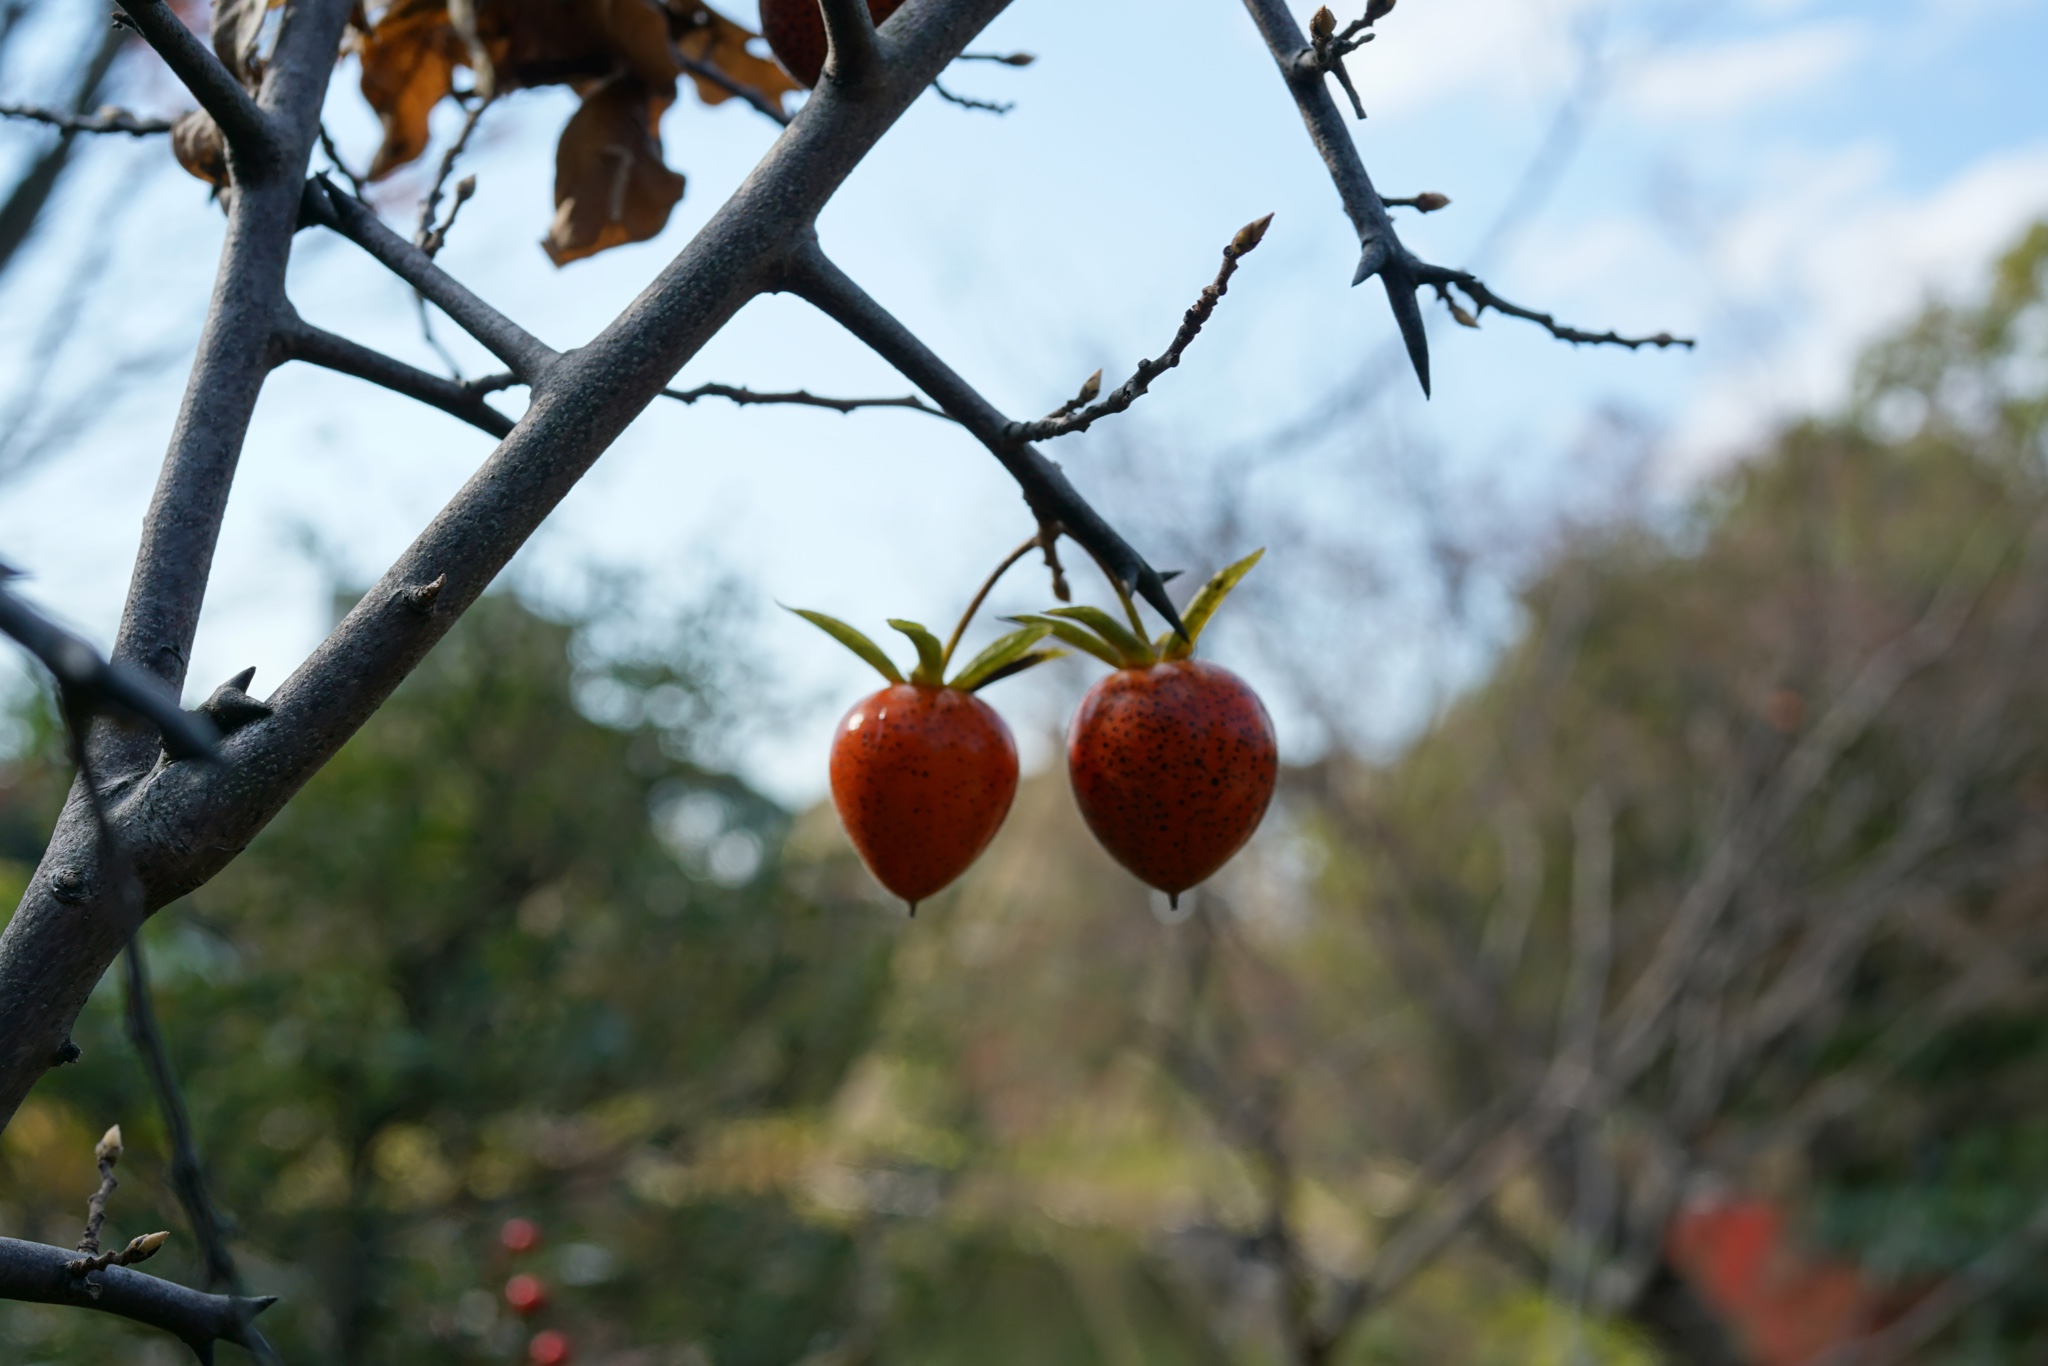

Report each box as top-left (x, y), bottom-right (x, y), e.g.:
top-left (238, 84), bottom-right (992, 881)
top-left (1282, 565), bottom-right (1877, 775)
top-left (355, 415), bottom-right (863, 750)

top-left (942, 532), bottom-right (1044, 671)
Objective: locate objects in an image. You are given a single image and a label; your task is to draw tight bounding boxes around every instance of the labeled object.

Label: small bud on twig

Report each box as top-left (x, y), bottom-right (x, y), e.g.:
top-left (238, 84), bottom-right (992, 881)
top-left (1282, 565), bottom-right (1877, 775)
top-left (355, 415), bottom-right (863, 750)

top-left (1366, 0), bottom-right (1397, 22)
top-left (1077, 369), bottom-right (1102, 404)
top-left (1230, 213), bottom-right (1275, 256)
top-left (1414, 192), bottom-right (1449, 212)
top-left (1309, 6), bottom-right (1337, 40)
top-left (1450, 302), bottom-right (1479, 329)
top-left (96, 1125), bottom-right (123, 1164)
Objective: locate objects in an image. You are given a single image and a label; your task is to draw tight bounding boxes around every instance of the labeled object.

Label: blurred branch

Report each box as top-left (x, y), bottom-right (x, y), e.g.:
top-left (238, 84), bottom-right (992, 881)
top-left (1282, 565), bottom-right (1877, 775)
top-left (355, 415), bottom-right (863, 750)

top-left (932, 81), bottom-right (1011, 114)
top-left (77, 1124), bottom-right (121, 1256)
top-left (677, 52), bottom-right (790, 125)
top-left (1420, 267), bottom-right (1692, 350)
top-left (0, 102), bottom-right (172, 135)
top-left (414, 98), bottom-right (489, 259)
top-left (1004, 214), bottom-right (1272, 444)
top-left (0, 22), bottom-right (127, 272)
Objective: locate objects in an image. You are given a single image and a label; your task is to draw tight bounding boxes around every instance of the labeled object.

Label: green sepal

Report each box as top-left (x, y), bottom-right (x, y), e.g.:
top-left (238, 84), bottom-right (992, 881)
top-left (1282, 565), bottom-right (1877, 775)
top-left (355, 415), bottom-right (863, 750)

top-left (1045, 606), bottom-right (1155, 666)
top-left (1007, 615), bottom-right (1125, 668)
top-left (963, 648), bottom-right (1068, 692)
top-left (1161, 548), bottom-right (1264, 660)
top-left (888, 619), bottom-right (947, 685)
top-left (785, 607), bottom-right (904, 684)
top-left (948, 623), bottom-right (1053, 691)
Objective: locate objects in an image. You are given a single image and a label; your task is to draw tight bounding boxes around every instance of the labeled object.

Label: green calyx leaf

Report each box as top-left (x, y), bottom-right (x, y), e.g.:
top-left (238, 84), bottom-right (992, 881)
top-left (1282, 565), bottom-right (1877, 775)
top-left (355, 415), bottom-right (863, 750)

top-left (1161, 548), bottom-right (1264, 661)
top-left (1007, 615), bottom-right (1128, 669)
top-left (949, 624), bottom-right (1055, 691)
top-left (785, 606), bottom-right (904, 684)
top-left (888, 619), bottom-right (947, 686)
top-left (963, 647), bottom-right (1068, 692)
top-left (1045, 606), bottom-right (1155, 667)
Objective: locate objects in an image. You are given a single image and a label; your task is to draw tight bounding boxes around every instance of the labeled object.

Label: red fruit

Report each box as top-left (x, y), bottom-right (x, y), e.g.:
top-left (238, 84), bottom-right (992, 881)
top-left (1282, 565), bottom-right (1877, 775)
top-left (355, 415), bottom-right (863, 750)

top-left (529, 1330), bottom-right (573, 1366)
top-left (500, 1217), bottom-right (541, 1254)
top-left (760, 0), bottom-right (908, 88)
top-left (830, 684), bottom-right (1018, 906)
top-left (504, 1273), bottom-right (549, 1317)
top-left (1068, 661), bottom-right (1276, 897)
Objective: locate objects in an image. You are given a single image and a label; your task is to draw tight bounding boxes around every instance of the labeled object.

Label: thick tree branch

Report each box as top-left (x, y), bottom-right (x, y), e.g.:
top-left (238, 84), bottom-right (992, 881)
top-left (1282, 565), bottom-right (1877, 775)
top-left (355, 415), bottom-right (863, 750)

top-left (279, 312), bottom-right (517, 437)
top-left (0, 1237), bottom-right (275, 1359)
top-left (301, 177), bottom-right (556, 381)
top-left (111, 0), bottom-right (277, 171)
top-left (0, 0), bottom-right (1025, 1128)
top-left (661, 382), bottom-right (951, 420)
top-left (782, 237), bottom-right (1185, 633)
top-left (0, 102), bottom-right (173, 135)
top-left (1005, 213), bottom-right (1270, 443)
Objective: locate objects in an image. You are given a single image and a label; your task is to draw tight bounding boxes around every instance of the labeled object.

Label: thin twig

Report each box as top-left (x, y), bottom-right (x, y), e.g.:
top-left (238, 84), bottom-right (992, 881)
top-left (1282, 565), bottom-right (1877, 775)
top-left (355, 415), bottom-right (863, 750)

top-left (77, 1126), bottom-right (122, 1256)
top-left (956, 51), bottom-right (1035, 65)
top-left (1422, 269), bottom-right (1694, 350)
top-left (941, 532), bottom-right (1043, 669)
top-left (414, 99), bottom-right (489, 258)
top-left (659, 382), bottom-right (954, 421)
top-left (66, 1231), bottom-right (170, 1277)
top-left (1005, 214), bottom-right (1272, 444)
top-left (1382, 192), bottom-right (1449, 212)
top-left (676, 53), bottom-right (791, 126)
top-left (315, 122), bottom-right (368, 200)
top-left (932, 81), bottom-right (1012, 114)
top-left (0, 102), bottom-right (173, 135)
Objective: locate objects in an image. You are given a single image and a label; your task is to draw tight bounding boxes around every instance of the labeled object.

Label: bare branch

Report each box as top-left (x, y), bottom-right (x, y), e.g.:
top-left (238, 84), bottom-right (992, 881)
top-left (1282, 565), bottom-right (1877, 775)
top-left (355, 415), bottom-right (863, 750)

top-left (278, 313), bottom-right (517, 437)
top-left (414, 99), bottom-right (490, 259)
top-left (660, 381), bottom-right (952, 421)
top-left (956, 50), bottom-right (1034, 65)
top-left (676, 52), bottom-right (791, 126)
top-left (0, 102), bottom-right (173, 135)
top-left (817, 0), bottom-right (883, 89)
top-left (315, 122), bottom-right (368, 200)
top-left (78, 1125), bottom-right (122, 1256)
top-left (302, 176), bottom-right (557, 382)
top-left (1421, 267), bottom-right (1693, 351)
top-left (0, 1236), bottom-right (275, 1356)
top-left (1382, 192), bottom-right (1448, 212)
top-left (1006, 214), bottom-right (1271, 444)
top-left (111, 0), bottom-right (277, 170)
top-left (782, 237), bottom-right (1185, 635)
top-left (932, 81), bottom-right (1012, 114)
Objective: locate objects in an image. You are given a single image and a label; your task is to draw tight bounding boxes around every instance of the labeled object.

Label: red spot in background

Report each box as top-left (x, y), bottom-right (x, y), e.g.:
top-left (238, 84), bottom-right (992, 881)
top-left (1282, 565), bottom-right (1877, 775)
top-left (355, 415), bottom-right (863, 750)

top-left (504, 1273), bottom-right (550, 1317)
top-left (529, 1329), bottom-right (573, 1366)
top-left (501, 1217), bottom-right (542, 1254)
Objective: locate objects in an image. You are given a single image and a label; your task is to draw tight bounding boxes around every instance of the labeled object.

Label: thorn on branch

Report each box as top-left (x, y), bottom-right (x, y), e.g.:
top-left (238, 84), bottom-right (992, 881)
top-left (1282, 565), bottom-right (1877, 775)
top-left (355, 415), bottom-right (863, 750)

top-left (400, 574), bottom-right (447, 614)
top-left (933, 81), bottom-right (1014, 115)
top-left (192, 667), bottom-right (272, 737)
top-left (1006, 212), bottom-right (1274, 445)
top-left (659, 383), bottom-right (955, 421)
top-left (675, 54), bottom-right (791, 126)
top-left (0, 102), bottom-right (175, 136)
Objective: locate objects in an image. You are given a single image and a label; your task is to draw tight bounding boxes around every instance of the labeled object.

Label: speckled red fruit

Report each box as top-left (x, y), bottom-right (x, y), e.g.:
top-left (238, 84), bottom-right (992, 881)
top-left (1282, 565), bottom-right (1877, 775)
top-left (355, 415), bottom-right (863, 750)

top-left (830, 684), bottom-right (1019, 905)
top-left (1067, 661), bottom-right (1277, 896)
top-left (759, 0), bottom-right (908, 88)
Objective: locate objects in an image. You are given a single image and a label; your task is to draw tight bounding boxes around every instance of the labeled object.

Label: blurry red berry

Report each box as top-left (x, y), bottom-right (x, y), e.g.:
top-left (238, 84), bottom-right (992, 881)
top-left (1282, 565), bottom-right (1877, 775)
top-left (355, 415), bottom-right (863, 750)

top-left (504, 1273), bottom-right (549, 1316)
top-left (529, 1330), bottom-right (572, 1366)
top-left (500, 1217), bottom-right (541, 1253)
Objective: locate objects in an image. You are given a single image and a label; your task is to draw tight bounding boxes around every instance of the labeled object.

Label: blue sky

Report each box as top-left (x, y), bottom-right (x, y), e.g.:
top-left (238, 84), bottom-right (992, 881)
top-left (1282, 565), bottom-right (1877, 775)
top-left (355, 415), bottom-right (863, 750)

top-left (1, 0), bottom-right (2045, 800)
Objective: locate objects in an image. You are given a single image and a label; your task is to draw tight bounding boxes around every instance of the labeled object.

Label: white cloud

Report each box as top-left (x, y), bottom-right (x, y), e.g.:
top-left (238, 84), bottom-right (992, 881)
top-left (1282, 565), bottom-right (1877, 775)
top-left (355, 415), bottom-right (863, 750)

top-left (1624, 22), bottom-right (1868, 120)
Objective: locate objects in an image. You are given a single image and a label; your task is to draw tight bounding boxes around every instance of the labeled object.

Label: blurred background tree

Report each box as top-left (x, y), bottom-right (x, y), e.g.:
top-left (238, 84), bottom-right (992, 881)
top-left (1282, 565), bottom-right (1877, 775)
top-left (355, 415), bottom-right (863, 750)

top-left (1, 222), bottom-right (2044, 1365)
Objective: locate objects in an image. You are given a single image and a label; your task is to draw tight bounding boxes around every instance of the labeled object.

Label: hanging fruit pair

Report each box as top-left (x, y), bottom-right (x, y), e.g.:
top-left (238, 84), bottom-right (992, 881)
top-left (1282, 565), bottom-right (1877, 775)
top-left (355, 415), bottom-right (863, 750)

top-left (789, 605), bottom-right (1062, 912)
top-left (1013, 550), bottom-right (1277, 907)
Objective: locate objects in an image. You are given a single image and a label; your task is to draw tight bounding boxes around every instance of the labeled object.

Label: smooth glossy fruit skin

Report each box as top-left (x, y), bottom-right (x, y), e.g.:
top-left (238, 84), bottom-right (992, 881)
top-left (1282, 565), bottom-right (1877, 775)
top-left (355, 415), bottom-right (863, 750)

top-left (1067, 661), bottom-right (1277, 897)
top-left (830, 683), bottom-right (1019, 907)
top-left (759, 0), bottom-right (909, 88)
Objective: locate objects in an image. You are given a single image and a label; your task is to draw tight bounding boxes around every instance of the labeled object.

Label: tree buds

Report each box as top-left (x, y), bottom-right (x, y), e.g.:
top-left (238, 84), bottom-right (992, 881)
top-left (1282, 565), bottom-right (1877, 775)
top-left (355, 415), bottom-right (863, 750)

top-left (1309, 6), bottom-right (1337, 40)
top-left (95, 1125), bottom-right (123, 1165)
top-left (1413, 192), bottom-right (1450, 213)
top-left (1230, 213), bottom-right (1275, 257)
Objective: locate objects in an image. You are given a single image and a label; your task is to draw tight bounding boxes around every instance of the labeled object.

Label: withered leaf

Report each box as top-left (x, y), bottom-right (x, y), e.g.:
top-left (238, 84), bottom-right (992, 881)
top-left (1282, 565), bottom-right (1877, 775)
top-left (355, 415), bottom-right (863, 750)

top-left (544, 76), bottom-right (684, 266)
top-left (212, 0), bottom-right (280, 88)
top-left (669, 2), bottom-right (799, 108)
top-left (357, 0), bottom-right (466, 179)
top-left (171, 109), bottom-right (228, 186)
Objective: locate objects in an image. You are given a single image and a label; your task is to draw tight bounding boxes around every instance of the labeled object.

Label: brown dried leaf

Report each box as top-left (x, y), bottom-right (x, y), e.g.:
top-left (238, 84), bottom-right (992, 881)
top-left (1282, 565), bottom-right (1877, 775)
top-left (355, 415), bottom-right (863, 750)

top-left (543, 76), bottom-right (684, 266)
top-left (171, 108), bottom-right (228, 186)
top-left (358, 0), bottom-right (466, 179)
top-left (212, 0), bottom-right (277, 87)
top-left (668, 1), bottom-right (799, 107)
